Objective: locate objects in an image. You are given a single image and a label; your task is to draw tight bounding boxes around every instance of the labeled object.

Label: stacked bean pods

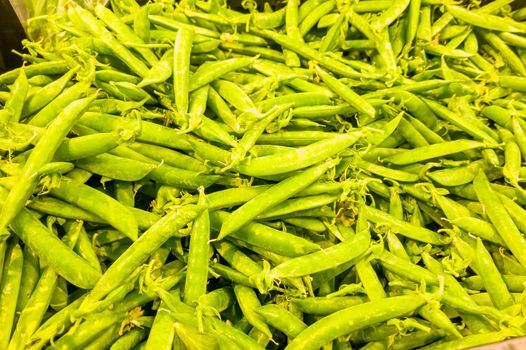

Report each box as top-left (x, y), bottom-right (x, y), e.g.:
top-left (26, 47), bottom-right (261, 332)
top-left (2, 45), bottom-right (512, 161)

top-left (3, 0), bottom-right (526, 349)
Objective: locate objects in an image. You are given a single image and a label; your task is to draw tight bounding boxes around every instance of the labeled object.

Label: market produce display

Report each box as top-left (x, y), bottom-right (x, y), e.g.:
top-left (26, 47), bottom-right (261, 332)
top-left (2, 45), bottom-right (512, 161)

top-left (3, 0), bottom-right (526, 348)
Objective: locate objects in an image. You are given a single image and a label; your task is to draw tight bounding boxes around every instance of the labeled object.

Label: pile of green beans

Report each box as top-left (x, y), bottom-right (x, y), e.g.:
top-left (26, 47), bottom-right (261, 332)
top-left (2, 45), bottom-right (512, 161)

top-left (4, 0), bottom-right (526, 348)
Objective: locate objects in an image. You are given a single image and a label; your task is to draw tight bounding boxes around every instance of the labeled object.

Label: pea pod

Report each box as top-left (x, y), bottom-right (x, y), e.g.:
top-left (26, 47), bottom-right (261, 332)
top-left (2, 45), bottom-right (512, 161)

top-left (75, 153), bottom-right (156, 181)
top-left (207, 86), bottom-right (240, 132)
top-left (225, 104), bottom-right (292, 170)
top-left (0, 243), bottom-right (23, 350)
top-left (110, 328), bottom-right (147, 350)
top-left (4, 68), bottom-right (28, 123)
top-left (173, 28), bottom-right (193, 115)
top-left (234, 285), bottom-right (272, 339)
top-left (286, 295), bottom-right (426, 350)
top-left (299, 1), bottom-right (335, 36)
top-left (269, 227), bottom-right (370, 279)
top-left (111, 145), bottom-right (220, 189)
top-left (52, 310), bottom-right (128, 350)
top-left (95, 4), bottom-right (158, 66)
top-left (446, 5), bottom-right (526, 33)
top-left (220, 213), bottom-right (319, 256)
top-left (0, 61), bottom-right (69, 85)
top-left (183, 190), bottom-right (210, 306)
top-left (292, 296), bottom-right (369, 315)
top-left (59, 131), bottom-right (134, 161)
top-left (16, 246), bottom-right (39, 313)
top-left (419, 332), bottom-right (510, 350)
top-left (70, 6), bottom-right (149, 77)
top-left (480, 31), bottom-right (526, 77)
top-left (255, 92), bottom-right (332, 112)
top-left (473, 238), bottom-right (514, 310)
top-left (138, 48), bottom-right (173, 87)
top-left (145, 301), bottom-right (175, 350)
top-left (235, 132), bottom-right (361, 176)
top-left (365, 206), bottom-right (447, 245)
top-left (0, 96), bottom-right (95, 234)
top-left (219, 160), bottom-right (337, 239)
top-left (256, 304), bottom-right (307, 338)
top-left (197, 287), bottom-right (235, 316)
top-left (128, 142), bottom-right (207, 172)
top-left (371, 0), bottom-right (410, 32)
top-left (474, 171), bottom-right (526, 270)
top-left (50, 176), bottom-right (139, 240)
top-left (384, 140), bottom-right (485, 166)
top-left (28, 81), bottom-right (92, 127)
top-left (212, 79), bottom-right (256, 113)
top-left (356, 158), bottom-right (420, 182)
top-left (256, 194), bottom-right (338, 220)
top-left (189, 57), bottom-right (255, 91)
top-left (77, 204), bottom-right (202, 313)
top-left (252, 28), bottom-right (361, 79)
top-left (7, 266), bottom-right (58, 350)
top-left (79, 112), bottom-right (192, 151)
top-left (204, 317), bottom-right (264, 350)
top-left (315, 66), bottom-right (375, 118)
top-left (424, 99), bottom-right (496, 143)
